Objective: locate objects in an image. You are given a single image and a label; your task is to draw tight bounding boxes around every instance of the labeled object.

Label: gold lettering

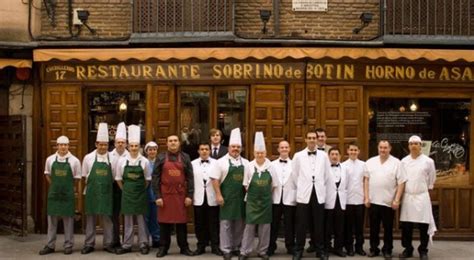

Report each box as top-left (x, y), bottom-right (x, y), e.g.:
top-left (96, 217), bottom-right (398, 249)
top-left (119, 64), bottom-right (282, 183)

top-left (462, 67), bottom-right (473, 81)
top-left (110, 65), bottom-right (119, 78)
top-left (294, 69), bottom-right (302, 79)
top-left (233, 64), bottom-right (242, 79)
top-left (385, 66), bottom-right (394, 79)
top-left (223, 65), bottom-right (232, 78)
top-left (344, 64), bottom-right (354, 79)
top-left (314, 64), bottom-right (324, 79)
top-left (406, 66), bottom-right (415, 79)
top-left (155, 65), bottom-right (167, 79)
top-left (324, 64), bottom-right (333, 79)
top-left (306, 64), bottom-right (314, 79)
top-left (263, 64), bottom-right (273, 79)
top-left (439, 67), bottom-right (450, 80)
top-left (131, 65), bottom-right (141, 78)
top-left (179, 65), bottom-right (189, 78)
top-left (451, 67), bottom-right (461, 80)
top-left (143, 65), bottom-right (152, 78)
top-left (255, 64), bottom-right (260, 79)
top-left (243, 64), bottom-right (253, 79)
top-left (87, 65), bottom-right (97, 79)
top-left (274, 64), bottom-right (284, 78)
top-left (168, 65), bottom-right (178, 78)
top-left (98, 65), bottom-right (108, 78)
top-left (119, 66), bottom-right (129, 78)
top-left (212, 65), bottom-right (222, 79)
top-left (190, 65), bottom-right (200, 79)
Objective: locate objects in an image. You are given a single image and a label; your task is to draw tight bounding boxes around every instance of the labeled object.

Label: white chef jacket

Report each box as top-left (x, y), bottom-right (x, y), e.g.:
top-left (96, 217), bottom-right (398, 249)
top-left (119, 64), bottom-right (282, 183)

top-left (342, 158), bottom-right (366, 205)
top-left (44, 152), bottom-right (82, 179)
top-left (271, 157), bottom-right (297, 206)
top-left (82, 150), bottom-right (112, 179)
top-left (325, 163), bottom-right (349, 210)
top-left (192, 157), bottom-right (218, 206)
top-left (292, 148), bottom-right (331, 204)
top-left (209, 153), bottom-right (250, 183)
top-left (243, 158), bottom-right (279, 202)
top-left (114, 154), bottom-right (152, 181)
top-left (109, 148), bottom-right (129, 179)
top-left (364, 155), bottom-right (407, 207)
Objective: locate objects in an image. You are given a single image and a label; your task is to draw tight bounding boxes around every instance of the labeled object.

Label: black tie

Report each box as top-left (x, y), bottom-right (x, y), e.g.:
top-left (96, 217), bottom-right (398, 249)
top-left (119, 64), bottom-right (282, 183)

top-left (279, 159), bottom-right (287, 163)
top-left (201, 159), bottom-right (209, 163)
top-left (308, 151), bottom-right (316, 155)
top-left (331, 163), bottom-right (340, 167)
top-left (317, 147), bottom-right (325, 151)
top-left (212, 148), bottom-right (218, 158)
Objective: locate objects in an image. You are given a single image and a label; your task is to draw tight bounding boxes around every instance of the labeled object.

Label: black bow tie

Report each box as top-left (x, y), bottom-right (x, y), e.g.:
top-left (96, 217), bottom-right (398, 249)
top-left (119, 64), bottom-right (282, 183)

top-left (201, 160), bottom-right (209, 163)
top-left (331, 164), bottom-right (340, 167)
top-left (308, 151), bottom-right (317, 155)
top-left (317, 147), bottom-right (325, 151)
top-left (279, 159), bottom-right (288, 163)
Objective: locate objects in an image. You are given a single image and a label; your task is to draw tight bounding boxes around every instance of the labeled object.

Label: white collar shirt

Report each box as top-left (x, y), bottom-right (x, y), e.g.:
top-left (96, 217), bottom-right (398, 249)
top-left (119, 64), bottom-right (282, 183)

top-left (342, 158), bottom-right (366, 205)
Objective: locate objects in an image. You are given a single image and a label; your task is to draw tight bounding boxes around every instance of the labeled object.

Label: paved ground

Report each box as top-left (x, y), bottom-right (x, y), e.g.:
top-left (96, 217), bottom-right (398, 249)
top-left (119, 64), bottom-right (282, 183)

top-left (0, 233), bottom-right (473, 259)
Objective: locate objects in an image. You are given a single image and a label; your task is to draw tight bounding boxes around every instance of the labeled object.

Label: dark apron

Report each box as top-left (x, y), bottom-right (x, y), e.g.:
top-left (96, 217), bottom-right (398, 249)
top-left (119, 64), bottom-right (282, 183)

top-left (246, 167), bottom-right (272, 224)
top-left (219, 159), bottom-right (245, 220)
top-left (47, 157), bottom-right (75, 216)
top-left (158, 154), bottom-right (187, 223)
top-left (85, 155), bottom-right (113, 215)
top-left (121, 160), bottom-right (148, 215)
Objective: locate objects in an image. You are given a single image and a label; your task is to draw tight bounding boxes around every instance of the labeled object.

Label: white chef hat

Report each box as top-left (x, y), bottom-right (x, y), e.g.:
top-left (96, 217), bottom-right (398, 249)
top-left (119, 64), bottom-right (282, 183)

top-left (116, 122), bottom-right (127, 141)
top-left (254, 131), bottom-right (266, 152)
top-left (128, 124), bottom-right (140, 144)
top-left (408, 135), bottom-right (422, 143)
top-left (145, 141), bottom-right (158, 151)
top-left (229, 128), bottom-right (242, 146)
top-left (56, 135), bottom-right (69, 144)
top-left (96, 122), bottom-right (109, 142)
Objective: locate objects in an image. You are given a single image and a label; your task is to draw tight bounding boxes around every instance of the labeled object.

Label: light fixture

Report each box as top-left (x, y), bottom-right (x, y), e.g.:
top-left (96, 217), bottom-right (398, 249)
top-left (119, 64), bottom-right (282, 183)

top-left (119, 101), bottom-right (127, 112)
top-left (259, 10), bottom-right (272, 34)
top-left (74, 9), bottom-right (96, 35)
top-left (353, 12), bottom-right (373, 34)
top-left (409, 100), bottom-right (418, 112)
top-left (399, 105), bottom-right (406, 112)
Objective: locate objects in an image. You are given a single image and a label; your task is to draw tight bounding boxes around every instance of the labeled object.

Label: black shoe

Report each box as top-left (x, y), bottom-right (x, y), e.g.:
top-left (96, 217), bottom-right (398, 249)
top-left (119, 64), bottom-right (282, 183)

top-left (318, 252), bottom-right (329, 260)
top-left (419, 253), bottom-right (429, 260)
top-left (140, 246), bottom-right (150, 255)
top-left (346, 249), bottom-right (355, 256)
top-left (115, 247), bottom-right (132, 255)
top-left (383, 251), bottom-right (392, 259)
top-left (64, 248), bottom-right (72, 255)
top-left (306, 245), bottom-right (316, 253)
top-left (81, 246), bottom-right (94, 255)
top-left (238, 254), bottom-right (248, 260)
top-left (334, 249), bottom-right (347, 257)
top-left (293, 250), bottom-right (303, 260)
top-left (368, 250), bottom-right (379, 257)
top-left (286, 248), bottom-right (295, 255)
top-left (151, 241), bottom-right (160, 248)
top-left (194, 247), bottom-right (206, 255)
top-left (39, 246), bottom-right (55, 255)
top-left (355, 248), bottom-right (366, 256)
top-left (111, 242), bottom-right (122, 249)
top-left (399, 250), bottom-right (413, 259)
top-left (223, 253), bottom-right (232, 260)
top-left (267, 249), bottom-right (275, 256)
top-left (104, 246), bottom-right (116, 254)
top-left (180, 247), bottom-right (195, 256)
top-left (156, 247), bottom-right (167, 258)
top-left (232, 250), bottom-right (240, 256)
top-left (258, 253), bottom-right (270, 260)
top-left (211, 246), bottom-right (223, 256)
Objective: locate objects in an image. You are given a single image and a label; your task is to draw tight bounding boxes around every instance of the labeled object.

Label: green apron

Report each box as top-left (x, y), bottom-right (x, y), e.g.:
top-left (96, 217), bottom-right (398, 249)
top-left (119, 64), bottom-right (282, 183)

top-left (219, 159), bottom-right (245, 220)
top-left (85, 154), bottom-right (113, 215)
top-left (121, 160), bottom-right (147, 215)
top-left (245, 167), bottom-right (272, 224)
top-left (47, 157), bottom-right (75, 216)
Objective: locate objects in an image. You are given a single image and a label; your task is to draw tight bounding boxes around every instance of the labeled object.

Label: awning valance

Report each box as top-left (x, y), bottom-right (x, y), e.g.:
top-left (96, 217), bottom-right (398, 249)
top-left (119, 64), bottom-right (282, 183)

top-left (0, 59), bottom-right (32, 69)
top-left (33, 47), bottom-right (474, 63)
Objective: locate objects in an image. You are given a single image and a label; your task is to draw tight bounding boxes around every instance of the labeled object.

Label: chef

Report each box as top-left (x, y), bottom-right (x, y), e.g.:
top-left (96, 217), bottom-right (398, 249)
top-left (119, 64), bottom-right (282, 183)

top-left (210, 128), bottom-right (250, 260)
top-left (39, 135), bottom-right (81, 256)
top-left (144, 141), bottom-right (160, 248)
top-left (399, 135), bottom-right (436, 260)
top-left (153, 134), bottom-right (195, 258)
top-left (81, 123), bottom-right (115, 254)
top-left (115, 125), bottom-right (151, 255)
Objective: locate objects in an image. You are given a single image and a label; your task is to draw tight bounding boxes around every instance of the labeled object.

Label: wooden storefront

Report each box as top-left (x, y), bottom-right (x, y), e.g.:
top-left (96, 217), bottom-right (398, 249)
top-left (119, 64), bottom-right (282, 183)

top-left (32, 47), bottom-right (474, 239)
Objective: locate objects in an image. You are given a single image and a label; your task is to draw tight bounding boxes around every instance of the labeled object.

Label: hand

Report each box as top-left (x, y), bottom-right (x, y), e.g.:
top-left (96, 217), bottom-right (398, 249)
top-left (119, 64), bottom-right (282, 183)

top-left (155, 198), bottom-right (163, 207)
top-left (216, 194), bottom-right (224, 206)
top-left (184, 197), bottom-right (192, 207)
top-left (391, 200), bottom-right (400, 210)
top-left (364, 197), bottom-right (370, 208)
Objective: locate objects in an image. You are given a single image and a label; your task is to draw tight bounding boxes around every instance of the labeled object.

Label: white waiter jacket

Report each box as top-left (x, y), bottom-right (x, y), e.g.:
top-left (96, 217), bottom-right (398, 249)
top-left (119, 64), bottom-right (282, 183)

top-left (342, 158), bottom-right (366, 205)
top-left (325, 163), bottom-right (349, 210)
top-left (192, 157), bottom-right (218, 206)
top-left (292, 148), bottom-right (331, 204)
top-left (271, 157), bottom-right (297, 206)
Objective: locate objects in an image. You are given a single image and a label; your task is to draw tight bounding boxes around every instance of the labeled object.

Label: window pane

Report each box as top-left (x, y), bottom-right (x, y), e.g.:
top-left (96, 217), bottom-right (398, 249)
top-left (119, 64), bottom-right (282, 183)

top-left (216, 89), bottom-right (247, 151)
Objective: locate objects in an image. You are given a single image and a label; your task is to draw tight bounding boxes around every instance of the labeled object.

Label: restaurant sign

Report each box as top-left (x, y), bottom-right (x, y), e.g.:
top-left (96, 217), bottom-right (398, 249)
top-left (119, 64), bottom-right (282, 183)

top-left (44, 62), bottom-right (474, 83)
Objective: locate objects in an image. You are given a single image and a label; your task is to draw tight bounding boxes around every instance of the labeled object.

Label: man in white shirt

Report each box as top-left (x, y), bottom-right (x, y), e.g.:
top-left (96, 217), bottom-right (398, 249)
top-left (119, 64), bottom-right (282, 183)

top-left (399, 135), bottom-right (436, 260)
top-left (324, 147), bottom-right (348, 257)
top-left (39, 136), bottom-right (81, 255)
top-left (364, 140), bottom-right (407, 258)
top-left (268, 140), bottom-right (296, 256)
top-left (192, 143), bottom-right (222, 256)
top-left (210, 128), bottom-right (228, 159)
top-left (210, 128), bottom-right (250, 260)
top-left (292, 130), bottom-right (331, 260)
top-left (342, 142), bottom-right (367, 256)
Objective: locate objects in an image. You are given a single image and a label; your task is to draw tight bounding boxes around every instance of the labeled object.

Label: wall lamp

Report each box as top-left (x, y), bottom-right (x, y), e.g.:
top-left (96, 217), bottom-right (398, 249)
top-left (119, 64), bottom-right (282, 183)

top-left (259, 10), bottom-right (272, 34)
top-left (74, 9), bottom-right (96, 35)
top-left (353, 12), bottom-right (373, 34)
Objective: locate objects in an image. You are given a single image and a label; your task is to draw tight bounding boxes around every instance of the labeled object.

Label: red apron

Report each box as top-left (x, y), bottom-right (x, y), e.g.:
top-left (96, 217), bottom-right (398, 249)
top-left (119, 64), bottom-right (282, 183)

top-left (158, 153), bottom-right (187, 223)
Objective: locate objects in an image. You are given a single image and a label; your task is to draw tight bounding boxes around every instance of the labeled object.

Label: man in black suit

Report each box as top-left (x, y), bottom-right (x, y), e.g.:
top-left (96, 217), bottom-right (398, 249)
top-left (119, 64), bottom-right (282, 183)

top-left (209, 128), bottom-right (228, 159)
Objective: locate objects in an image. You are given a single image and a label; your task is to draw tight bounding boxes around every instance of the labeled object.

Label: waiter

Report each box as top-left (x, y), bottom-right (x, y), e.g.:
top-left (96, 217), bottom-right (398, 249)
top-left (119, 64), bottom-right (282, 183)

top-left (153, 134), bottom-right (195, 257)
top-left (115, 125), bottom-right (151, 255)
top-left (210, 128), bottom-right (250, 260)
top-left (364, 140), bottom-right (406, 259)
top-left (39, 135), bottom-right (81, 255)
top-left (399, 135), bottom-right (436, 260)
top-left (109, 122), bottom-right (129, 248)
top-left (210, 128), bottom-right (228, 159)
top-left (268, 140), bottom-right (296, 256)
top-left (240, 132), bottom-right (279, 260)
top-left (81, 123), bottom-right (115, 254)
top-left (144, 141), bottom-right (160, 248)
top-left (292, 130), bottom-right (331, 260)
top-left (192, 143), bottom-right (222, 256)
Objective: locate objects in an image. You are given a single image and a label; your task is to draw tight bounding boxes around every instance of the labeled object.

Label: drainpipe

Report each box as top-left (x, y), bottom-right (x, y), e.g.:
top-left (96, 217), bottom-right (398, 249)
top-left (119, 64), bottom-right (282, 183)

top-left (273, 0), bottom-right (279, 36)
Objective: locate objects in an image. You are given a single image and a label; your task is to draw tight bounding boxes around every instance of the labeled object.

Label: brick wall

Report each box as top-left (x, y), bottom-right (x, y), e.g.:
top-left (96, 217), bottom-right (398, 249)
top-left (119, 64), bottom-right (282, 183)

top-left (235, 0), bottom-right (380, 40)
top-left (41, 0), bottom-right (131, 40)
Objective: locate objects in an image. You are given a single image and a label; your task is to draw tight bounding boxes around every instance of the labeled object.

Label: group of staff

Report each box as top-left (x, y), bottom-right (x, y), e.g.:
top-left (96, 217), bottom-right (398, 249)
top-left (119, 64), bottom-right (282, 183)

top-left (40, 125), bottom-right (436, 260)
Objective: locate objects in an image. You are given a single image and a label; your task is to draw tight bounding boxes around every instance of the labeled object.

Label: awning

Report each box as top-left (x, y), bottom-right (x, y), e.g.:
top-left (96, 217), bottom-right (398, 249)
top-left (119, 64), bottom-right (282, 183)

top-left (33, 47), bottom-right (474, 63)
top-left (0, 59), bottom-right (32, 69)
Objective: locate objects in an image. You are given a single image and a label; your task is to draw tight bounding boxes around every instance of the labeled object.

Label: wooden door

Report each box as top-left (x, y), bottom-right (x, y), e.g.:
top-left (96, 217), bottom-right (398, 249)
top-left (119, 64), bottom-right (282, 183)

top-left (148, 84), bottom-right (176, 152)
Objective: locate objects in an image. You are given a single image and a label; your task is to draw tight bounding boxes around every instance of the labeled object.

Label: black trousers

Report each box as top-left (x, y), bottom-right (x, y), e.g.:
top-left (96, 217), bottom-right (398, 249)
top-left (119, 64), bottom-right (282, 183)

top-left (159, 223), bottom-right (188, 250)
top-left (269, 202), bottom-right (296, 252)
top-left (344, 204), bottom-right (366, 251)
top-left (324, 195), bottom-right (345, 250)
top-left (401, 221), bottom-right (429, 254)
top-left (369, 204), bottom-right (394, 254)
top-left (194, 194), bottom-right (220, 249)
top-left (295, 189), bottom-right (325, 254)
top-left (111, 182), bottom-right (122, 245)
